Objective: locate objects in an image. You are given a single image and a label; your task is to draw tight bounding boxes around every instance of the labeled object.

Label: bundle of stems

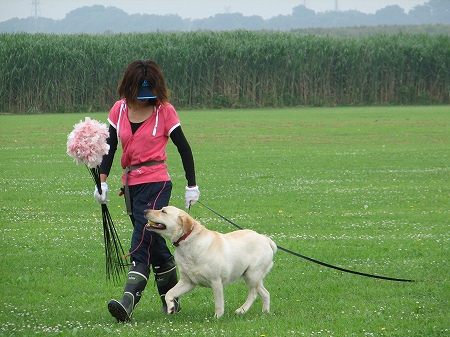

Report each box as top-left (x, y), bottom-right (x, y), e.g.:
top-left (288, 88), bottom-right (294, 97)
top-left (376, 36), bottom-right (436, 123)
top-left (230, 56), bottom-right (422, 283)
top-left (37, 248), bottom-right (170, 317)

top-left (87, 165), bottom-right (127, 283)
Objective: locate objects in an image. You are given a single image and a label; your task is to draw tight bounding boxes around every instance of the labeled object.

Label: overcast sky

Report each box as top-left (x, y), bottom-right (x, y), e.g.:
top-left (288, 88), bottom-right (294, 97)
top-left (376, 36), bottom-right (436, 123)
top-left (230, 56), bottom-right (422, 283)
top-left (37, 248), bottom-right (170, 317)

top-left (1, 0), bottom-right (427, 22)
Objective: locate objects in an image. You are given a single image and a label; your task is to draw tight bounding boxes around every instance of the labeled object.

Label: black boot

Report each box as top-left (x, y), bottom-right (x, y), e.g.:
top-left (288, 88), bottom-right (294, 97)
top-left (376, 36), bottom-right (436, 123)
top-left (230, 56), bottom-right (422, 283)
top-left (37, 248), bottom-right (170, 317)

top-left (108, 261), bottom-right (149, 322)
top-left (152, 256), bottom-right (180, 313)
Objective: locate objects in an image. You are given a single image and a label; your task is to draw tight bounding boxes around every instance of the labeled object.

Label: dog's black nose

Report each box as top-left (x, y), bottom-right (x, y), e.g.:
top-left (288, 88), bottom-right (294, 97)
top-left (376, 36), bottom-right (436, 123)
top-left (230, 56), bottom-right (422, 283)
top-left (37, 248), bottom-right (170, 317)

top-left (143, 209), bottom-right (149, 215)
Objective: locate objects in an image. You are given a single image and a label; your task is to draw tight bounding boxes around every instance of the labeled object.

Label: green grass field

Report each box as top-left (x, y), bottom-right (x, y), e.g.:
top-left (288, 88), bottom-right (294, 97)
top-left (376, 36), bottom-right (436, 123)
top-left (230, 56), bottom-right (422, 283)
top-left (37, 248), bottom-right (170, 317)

top-left (0, 106), bottom-right (448, 336)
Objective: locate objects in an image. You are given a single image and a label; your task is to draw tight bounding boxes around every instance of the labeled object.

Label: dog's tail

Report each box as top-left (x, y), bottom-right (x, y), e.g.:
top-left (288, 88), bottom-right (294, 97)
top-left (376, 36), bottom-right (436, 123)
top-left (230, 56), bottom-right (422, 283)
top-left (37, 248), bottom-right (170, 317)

top-left (266, 236), bottom-right (277, 255)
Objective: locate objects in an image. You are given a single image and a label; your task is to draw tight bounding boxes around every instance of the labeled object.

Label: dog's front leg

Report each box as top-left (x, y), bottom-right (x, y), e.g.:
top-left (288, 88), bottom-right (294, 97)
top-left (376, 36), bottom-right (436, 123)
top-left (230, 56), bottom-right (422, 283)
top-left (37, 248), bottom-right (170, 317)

top-left (165, 279), bottom-right (195, 314)
top-left (210, 279), bottom-right (225, 318)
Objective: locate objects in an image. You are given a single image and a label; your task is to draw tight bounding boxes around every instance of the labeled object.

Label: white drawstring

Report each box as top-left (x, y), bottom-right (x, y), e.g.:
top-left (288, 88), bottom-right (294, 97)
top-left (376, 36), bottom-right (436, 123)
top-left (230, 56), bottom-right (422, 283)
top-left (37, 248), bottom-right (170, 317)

top-left (152, 105), bottom-right (159, 136)
top-left (117, 100), bottom-right (126, 144)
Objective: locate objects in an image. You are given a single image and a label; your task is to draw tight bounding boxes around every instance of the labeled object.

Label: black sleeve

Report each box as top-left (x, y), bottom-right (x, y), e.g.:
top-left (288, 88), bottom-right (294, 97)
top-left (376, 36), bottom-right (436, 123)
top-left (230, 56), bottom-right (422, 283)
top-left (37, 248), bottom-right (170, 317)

top-left (170, 125), bottom-right (196, 187)
top-left (99, 124), bottom-right (117, 176)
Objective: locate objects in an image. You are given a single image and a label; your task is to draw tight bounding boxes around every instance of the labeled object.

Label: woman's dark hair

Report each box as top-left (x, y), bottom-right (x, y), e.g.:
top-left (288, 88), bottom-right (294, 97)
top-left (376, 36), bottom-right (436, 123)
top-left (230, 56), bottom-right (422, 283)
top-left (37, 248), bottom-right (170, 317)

top-left (117, 60), bottom-right (169, 106)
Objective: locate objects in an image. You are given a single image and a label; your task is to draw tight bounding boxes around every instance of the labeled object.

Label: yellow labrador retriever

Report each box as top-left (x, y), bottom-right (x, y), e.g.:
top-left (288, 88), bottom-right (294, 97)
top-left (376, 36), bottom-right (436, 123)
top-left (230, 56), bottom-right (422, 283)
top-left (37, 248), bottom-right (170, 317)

top-left (144, 206), bottom-right (277, 318)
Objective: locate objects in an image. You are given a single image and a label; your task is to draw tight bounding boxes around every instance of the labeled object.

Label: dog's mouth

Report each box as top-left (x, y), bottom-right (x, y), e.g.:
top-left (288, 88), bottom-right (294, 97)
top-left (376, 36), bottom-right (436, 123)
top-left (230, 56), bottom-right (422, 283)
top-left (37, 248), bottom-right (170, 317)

top-left (146, 221), bottom-right (166, 230)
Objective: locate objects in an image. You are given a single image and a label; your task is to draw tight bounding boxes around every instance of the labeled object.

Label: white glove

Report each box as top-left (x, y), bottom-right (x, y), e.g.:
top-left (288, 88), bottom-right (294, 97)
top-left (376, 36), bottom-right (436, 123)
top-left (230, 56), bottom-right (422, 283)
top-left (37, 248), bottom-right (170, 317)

top-left (94, 182), bottom-right (109, 204)
top-left (185, 186), bottom-right (200, 209)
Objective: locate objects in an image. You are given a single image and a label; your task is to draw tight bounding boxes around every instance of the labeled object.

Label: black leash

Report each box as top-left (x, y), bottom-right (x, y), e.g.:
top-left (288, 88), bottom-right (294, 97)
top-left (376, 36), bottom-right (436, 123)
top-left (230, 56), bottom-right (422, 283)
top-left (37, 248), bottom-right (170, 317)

top-left (197, 201), bottom-right (414, 283)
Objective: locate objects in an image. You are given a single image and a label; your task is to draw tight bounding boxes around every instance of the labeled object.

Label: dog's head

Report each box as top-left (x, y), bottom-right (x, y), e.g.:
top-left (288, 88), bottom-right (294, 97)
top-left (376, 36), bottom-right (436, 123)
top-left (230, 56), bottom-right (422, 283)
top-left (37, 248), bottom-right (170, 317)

top-left (144, 206), bottom-right (195, 244)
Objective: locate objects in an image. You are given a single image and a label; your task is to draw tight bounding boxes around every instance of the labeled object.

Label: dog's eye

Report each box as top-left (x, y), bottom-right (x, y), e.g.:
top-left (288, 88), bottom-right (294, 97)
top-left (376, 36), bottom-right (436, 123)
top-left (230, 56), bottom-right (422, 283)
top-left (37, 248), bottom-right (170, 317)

top-left (161, 209), bottom-right (166, 214)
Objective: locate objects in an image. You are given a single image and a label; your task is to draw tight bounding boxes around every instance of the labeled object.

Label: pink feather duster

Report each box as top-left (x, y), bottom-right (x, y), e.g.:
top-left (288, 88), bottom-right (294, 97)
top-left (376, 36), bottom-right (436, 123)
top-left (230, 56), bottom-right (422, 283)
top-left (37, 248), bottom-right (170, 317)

top-left (67, 117), bottom-right (110, 168)
top-left (66, 117), bottom-right (126, 283)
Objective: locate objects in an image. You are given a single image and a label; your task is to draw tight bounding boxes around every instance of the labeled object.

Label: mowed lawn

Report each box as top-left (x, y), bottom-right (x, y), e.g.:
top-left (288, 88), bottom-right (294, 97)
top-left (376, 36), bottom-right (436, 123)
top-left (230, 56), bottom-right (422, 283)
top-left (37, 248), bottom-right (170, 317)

top-left (0, 106), bottom-right (448, 336)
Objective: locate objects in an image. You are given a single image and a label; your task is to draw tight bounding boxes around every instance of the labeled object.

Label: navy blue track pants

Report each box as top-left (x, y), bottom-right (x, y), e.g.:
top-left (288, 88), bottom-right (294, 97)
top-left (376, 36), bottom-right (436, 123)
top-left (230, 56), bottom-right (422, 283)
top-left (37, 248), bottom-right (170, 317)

top-left (127, 181), bottom-right (173, 267)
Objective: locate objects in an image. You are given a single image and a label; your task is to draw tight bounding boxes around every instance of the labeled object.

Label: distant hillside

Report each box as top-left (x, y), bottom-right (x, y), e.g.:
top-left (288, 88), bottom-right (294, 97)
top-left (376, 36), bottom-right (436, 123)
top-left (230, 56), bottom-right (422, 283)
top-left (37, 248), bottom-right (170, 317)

top-left (1, 1), bottom-right (449, 34)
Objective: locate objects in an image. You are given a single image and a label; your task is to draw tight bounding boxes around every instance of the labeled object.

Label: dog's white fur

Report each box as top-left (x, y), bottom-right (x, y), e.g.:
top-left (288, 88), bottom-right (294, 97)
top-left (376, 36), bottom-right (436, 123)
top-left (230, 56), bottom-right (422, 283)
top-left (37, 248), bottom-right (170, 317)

top-left (144, 206), bottom-right (277, 318)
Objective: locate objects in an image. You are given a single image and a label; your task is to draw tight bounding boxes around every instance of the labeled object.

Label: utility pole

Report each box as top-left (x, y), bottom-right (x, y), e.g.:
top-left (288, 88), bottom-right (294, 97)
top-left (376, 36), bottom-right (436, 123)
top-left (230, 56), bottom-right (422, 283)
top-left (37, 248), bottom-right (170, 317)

top-left (31, 0), bottom-right (40, 33)
top-left (31, 0), bottom-right (40, 18)
top-left (334, 0), bottom-right (339, 12)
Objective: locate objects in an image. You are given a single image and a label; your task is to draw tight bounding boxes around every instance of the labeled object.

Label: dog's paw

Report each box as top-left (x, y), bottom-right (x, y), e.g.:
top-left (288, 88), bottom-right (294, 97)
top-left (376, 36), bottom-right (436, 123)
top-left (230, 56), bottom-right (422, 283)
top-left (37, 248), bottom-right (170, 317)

top-left (213, 311), bottom-right (224, 319)
top-left (234, 307), bottom-right (246, 315)
top-left (167, 299), bottom-right (180, 315)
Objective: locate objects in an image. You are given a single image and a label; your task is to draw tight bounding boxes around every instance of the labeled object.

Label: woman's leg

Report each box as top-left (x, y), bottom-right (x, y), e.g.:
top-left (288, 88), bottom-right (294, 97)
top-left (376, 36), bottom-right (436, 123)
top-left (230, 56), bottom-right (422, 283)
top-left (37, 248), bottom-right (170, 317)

top-left (108, 181), bottom-right (175, 321)
top-left (128, 181), bottom-right (173, 266)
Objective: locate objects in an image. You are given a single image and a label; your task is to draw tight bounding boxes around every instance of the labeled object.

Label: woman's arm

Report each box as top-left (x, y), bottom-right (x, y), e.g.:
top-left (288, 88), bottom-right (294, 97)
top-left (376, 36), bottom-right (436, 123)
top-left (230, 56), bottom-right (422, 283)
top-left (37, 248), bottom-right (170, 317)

top-left (170, 125), bottom-right (196, 187)
top-left (99, 124), bottom-right (118, 182)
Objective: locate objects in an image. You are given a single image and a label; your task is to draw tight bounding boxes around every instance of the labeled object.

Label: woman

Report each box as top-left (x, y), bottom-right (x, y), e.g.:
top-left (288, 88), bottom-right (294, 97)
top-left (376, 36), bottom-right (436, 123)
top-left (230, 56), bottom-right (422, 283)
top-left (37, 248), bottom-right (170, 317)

top-left (94, 59), bottom-right (200, 322)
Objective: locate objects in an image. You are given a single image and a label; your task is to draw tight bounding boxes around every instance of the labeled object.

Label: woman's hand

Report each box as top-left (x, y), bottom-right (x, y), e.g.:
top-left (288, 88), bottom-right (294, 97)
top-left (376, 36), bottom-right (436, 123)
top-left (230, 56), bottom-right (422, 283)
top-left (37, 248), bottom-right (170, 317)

top-left (185, 186), bottom-right (200, 209)
top-left (94, 181), bottom-right (109, 204)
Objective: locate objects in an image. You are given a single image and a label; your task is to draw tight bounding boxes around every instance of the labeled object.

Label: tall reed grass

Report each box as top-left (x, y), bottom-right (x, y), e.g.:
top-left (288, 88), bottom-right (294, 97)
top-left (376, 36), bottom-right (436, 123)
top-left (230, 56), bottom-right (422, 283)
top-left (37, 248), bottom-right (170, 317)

top-left (1, 31), bottom-right (448, 113)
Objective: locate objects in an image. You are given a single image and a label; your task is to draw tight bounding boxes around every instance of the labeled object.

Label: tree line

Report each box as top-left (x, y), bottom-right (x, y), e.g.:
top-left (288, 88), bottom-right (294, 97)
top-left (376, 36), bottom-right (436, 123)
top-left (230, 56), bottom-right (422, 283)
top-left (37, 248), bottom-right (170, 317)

top-left (1, 0), bottom-right (449, 34)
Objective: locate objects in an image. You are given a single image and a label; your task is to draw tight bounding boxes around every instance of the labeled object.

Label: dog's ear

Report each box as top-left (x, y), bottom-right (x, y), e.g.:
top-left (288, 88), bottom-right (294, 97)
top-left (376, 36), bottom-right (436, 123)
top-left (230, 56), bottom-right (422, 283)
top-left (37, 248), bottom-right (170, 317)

top-left (179, 212), bottom-right (195, 234)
